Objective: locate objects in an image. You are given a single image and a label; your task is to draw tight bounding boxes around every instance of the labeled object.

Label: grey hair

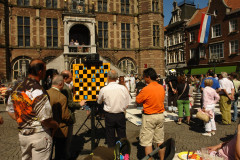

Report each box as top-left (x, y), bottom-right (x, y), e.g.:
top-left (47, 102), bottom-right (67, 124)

top-left (221, 72), bottom-right (228, 78)
top-left (52, 74), bottom-right (64, 86)
top-left (108, 70), bottom-right (118, 80)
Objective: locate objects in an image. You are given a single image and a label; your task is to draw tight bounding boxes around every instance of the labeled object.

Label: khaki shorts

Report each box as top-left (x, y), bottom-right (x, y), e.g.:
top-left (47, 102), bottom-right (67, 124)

top-left (139, 113), bottom-right (164, 146)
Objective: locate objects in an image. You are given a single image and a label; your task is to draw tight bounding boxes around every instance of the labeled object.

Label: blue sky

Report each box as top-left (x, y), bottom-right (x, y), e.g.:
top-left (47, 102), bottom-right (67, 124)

top-left (164, 0), bottom-right (209, 26)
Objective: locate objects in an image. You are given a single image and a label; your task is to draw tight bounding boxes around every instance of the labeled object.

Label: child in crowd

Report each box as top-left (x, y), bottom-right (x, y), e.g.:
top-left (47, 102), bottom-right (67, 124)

top-left (202, 79), bottom-right (220, 136)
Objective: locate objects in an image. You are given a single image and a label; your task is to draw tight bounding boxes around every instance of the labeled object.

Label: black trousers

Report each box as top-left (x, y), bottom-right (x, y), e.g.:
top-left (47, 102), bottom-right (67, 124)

top-left (168, 92), bottom-right (178, 107)
top-left (105, 112), bottom-right (126, 148)
top-left (53, 137), bottom-right (68, 160)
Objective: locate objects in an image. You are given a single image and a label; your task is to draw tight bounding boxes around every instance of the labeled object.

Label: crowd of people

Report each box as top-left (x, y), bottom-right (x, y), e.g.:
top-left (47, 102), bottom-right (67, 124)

top-left (0, 59), bottom-right (240, 159)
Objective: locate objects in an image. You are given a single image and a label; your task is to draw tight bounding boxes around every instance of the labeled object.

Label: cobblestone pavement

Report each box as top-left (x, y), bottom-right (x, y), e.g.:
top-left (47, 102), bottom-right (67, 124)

top-left (0, 99), bottom-right (239, 160)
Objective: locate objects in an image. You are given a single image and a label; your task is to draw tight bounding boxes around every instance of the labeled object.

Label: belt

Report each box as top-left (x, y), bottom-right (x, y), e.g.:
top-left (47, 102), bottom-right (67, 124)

top-left (142, 111), bottom-right (163, 115)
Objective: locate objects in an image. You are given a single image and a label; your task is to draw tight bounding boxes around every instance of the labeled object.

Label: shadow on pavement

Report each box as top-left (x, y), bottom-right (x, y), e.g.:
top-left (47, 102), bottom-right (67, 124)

top-left (71, 127), bottom-right (106, 160)
top-left (132, 138), bottom-right (145, 160)
top-left (220, 134), bottom-right (235, 142)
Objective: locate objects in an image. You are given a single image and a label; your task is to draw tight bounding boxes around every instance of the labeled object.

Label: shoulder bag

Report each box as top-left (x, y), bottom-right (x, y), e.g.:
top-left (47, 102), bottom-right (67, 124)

top-left (177, 83), bottom-right (187, 100)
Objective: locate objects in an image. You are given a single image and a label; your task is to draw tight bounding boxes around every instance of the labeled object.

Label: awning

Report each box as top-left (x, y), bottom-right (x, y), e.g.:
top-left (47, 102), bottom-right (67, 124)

top-left (190, 66), bottom-right (237, 75)
top-left (191, 68), bottom-right (214, 75)
top-left (214, 66), bottom-right (237, 74)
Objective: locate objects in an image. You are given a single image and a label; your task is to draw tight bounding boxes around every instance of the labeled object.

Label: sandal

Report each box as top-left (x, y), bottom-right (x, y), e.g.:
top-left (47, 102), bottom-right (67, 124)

top-left (177, 121), bottom-right (182, 125)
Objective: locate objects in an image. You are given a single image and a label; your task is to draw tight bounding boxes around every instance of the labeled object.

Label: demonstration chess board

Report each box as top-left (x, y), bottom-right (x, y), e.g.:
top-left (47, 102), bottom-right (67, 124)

top-left (73, 63), bottom-right (110, 101)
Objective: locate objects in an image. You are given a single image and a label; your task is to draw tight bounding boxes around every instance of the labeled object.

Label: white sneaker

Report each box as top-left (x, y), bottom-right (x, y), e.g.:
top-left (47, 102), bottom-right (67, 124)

top-left (202, 133), bottom-right (212, 137)
top-left (211, 132), bottom-right (215, 136)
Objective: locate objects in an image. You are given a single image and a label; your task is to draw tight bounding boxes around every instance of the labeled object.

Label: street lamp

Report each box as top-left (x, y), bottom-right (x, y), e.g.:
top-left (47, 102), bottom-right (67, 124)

top-left (208, 54), bottom-right (222, 74)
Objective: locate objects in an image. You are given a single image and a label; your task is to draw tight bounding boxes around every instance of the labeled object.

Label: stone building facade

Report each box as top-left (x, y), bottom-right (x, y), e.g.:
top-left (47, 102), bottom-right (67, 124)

top-left (0, 0), bottom-right (165, 81)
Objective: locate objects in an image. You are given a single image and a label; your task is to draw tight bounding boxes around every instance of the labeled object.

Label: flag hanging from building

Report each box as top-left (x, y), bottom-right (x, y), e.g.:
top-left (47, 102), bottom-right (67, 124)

top-left (198, 13), bottom-right (211, 43)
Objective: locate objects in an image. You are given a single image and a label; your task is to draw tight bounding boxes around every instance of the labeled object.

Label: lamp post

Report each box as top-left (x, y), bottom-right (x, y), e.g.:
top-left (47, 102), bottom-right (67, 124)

top-left (208, 54), bottom-right (222, 74)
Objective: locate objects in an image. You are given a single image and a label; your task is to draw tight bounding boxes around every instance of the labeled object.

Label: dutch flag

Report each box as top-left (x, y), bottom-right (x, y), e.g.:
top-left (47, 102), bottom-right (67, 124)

top-left (198, 13), bottom-right (211, 43)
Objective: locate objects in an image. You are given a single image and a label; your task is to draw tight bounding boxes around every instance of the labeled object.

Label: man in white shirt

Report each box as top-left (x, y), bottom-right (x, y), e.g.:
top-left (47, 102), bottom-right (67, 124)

top-left (219, 72), bottom-right (235, 125)
top-left (97, 70), bottom-right (130, 148)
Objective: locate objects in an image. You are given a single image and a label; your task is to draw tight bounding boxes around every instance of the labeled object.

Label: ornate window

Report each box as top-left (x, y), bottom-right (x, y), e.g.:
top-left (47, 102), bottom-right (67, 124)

top-left (18, 16), bottom-right (30, 47)
top-left (121, 23), bottom-right (130, 49)
top-left (12, 58), bottom-right (31, 80)
top-left (152, 0), bottom-right (159, 12)
top-left (209, 43), bottom-right (224, 58)
top-left (118, 58), bottom-right (136, 74)
top-left (229, 19), bottom-right (238, 33)
top-left (179, 50), bottom-right (184, 62)
top-left (98, 0), bottom-right (107, 12)
top-left (98, 21), bottom-right (108, 48)
top-left (190, 32), bottom-right (195, 42)
top-left (121, 0), bottom-right (129, 14)
top-left (229, 40), bottom-right (239, 55)
top-left (199, 46), bottom-right (205, 58)
top-left (153, 25), bottom-right (160, 47)
top-left (190, 49), bottom-right (196, 59)
top-left (17, 0), bottom-right (29, 6)
top-left (46, 18), bottom-right (58, 47)
top-left (212, 24), bottom-right (221, 38)
top-left (46, 0), bottom-right (57, 8)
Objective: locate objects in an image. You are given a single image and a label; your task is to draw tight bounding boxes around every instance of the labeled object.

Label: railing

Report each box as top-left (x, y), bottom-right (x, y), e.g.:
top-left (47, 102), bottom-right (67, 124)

top-left (68, 45), bottom-right (91, 53)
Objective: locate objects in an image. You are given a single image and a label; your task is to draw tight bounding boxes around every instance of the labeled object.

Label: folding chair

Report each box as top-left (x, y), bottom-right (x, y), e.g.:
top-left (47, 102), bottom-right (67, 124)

top-left (141, 138), bottom-right (175, 160)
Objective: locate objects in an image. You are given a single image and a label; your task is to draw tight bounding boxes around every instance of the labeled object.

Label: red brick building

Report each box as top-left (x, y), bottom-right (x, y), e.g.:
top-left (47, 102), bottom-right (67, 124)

top-left (0, 0), bottom-right (165, 81)
top-left (185, 0), bottom-right (240, 75)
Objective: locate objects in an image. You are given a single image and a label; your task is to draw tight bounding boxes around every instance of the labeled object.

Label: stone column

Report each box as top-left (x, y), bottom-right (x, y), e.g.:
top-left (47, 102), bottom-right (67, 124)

top-left (64, 20), bottom-right (69, 53)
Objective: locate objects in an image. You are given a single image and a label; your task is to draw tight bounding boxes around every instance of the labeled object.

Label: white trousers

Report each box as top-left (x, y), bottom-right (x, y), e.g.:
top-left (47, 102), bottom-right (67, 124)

top-left (205, 104), bottom-right (216, 132)
top-left (19, 131), bottom-right (52, 160)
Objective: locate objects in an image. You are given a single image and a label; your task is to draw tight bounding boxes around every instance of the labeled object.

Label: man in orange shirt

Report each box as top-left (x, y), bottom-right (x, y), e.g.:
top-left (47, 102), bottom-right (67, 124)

top-left (136, 68), bottom-right (165, 160)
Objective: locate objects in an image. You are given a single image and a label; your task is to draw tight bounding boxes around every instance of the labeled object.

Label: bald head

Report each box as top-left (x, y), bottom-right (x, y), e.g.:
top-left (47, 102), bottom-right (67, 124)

top-left (28, 59), bottom-right (46, 77)
top-left (61, 70), bottom-right (72, 84)
top-left (108, 70), bottom-right (118, 81)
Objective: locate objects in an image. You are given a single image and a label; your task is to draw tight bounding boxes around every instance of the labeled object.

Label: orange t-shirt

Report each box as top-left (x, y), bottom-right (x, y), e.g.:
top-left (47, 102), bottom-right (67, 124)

top-left (136, 81), bottom-right (165, 114)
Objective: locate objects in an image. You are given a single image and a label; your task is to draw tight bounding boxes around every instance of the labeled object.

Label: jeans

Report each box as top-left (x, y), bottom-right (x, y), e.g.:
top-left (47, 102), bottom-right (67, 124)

top-left (232, 98), bottom-right (238, 121)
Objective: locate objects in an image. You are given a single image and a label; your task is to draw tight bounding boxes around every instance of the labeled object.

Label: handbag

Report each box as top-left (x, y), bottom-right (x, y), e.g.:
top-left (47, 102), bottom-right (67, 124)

top-left (196, 109), bottom-right (210, 122)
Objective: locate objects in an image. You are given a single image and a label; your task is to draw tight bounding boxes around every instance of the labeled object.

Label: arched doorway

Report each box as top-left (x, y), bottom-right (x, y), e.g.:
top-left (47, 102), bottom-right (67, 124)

top-left (69, 24), bottom-right (90, 45)
top-left (12, 57), bottom-right (31, 80)
top-left (118, 58), bottom-right (136, 74)
top-left (69, 57), bottom-right (84, 73)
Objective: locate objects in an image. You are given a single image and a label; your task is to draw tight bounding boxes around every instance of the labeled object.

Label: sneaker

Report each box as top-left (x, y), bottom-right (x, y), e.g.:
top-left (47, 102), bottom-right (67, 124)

top-left (202, 133), bottom-right (211, 137)
top-left (211, 132), bottom-right (215, 136)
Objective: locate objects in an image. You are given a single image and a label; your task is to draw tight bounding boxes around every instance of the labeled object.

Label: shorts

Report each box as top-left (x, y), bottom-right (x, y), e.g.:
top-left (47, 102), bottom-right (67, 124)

top-left (139, 113), bottom-right (164, 146)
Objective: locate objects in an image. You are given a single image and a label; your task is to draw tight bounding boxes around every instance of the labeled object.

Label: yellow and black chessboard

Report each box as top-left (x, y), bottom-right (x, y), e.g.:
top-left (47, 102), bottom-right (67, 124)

top-left (73, 63), bottom-right (110, 101)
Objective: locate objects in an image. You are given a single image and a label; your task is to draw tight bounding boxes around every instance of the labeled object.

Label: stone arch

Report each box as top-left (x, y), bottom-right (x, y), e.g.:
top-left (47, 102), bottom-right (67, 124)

top-left (43, 56), bottom-right (56, 63)
top-left (69, 57), bottom-right (84, 73)
top-left (11, 56), bottom-right (32, 80)
top-left (117, 57), bottom-right (137, 74)
top-left (69, 24), bottom-right (90, 45)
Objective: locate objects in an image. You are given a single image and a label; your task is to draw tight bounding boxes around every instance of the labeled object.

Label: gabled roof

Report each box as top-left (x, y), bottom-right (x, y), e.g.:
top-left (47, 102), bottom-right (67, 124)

top-left (187, 7), bottom-right (208, 27)
top-left (224, 0), bottom-right (240, 11)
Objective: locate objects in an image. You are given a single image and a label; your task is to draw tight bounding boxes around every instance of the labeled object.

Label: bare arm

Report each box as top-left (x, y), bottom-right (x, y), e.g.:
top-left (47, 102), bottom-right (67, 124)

top-left (7, 112), bottom-right (16, 120)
